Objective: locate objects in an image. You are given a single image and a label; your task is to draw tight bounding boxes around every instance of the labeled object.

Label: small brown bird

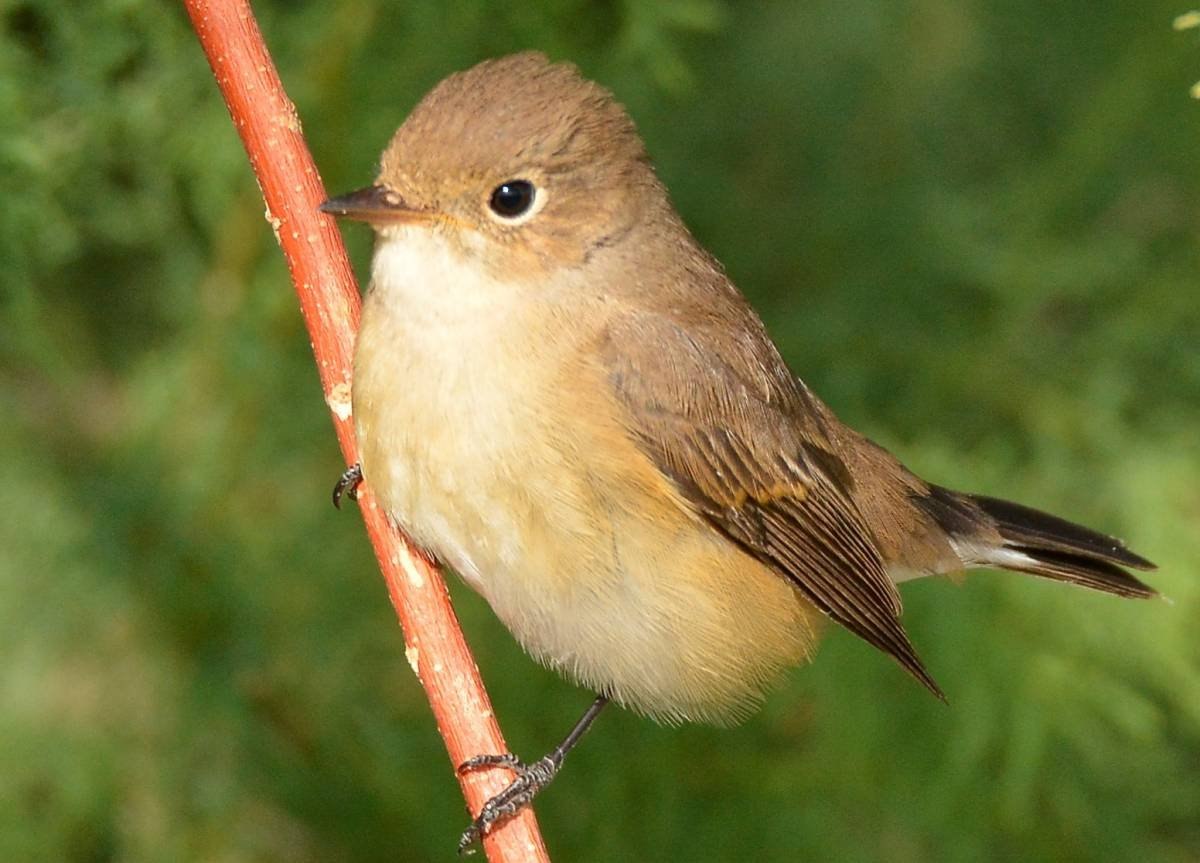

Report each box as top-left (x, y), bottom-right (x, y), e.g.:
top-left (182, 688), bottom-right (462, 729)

top-left (322, 52), bottom-right (1156, 848)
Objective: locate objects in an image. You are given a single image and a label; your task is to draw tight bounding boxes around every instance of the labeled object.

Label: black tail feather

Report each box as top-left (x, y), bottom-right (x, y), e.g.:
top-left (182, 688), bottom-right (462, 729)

top-left (970, 494), bottom-right (1156, 571)
top-left (994, 544), bottom-right (1157, 598)
top-left (923, 486), bottom-right (1157, 599)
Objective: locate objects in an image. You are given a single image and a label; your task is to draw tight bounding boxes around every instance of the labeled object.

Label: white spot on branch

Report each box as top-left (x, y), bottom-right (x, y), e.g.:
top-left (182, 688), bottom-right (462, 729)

top-left (326, 381), bottom-right (352, 421)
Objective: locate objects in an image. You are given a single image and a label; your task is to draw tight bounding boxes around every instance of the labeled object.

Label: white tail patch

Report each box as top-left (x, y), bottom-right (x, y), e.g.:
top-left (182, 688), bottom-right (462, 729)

top-left (885, 539), bottom-right (1038, 585)
top-left (948, 537), bottom-right (1040, 571)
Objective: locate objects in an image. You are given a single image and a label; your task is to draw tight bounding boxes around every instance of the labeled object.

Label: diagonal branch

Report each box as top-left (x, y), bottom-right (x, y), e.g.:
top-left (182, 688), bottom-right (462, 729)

top-left (182, 2), bottom-right (549, 860)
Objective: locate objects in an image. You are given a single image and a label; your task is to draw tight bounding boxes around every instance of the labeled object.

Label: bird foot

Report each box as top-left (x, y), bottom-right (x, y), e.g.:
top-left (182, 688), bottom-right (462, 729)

top-left (456, 753), bottom-right (560, 854)
top-left (332, 463), bottom-right (363, 509)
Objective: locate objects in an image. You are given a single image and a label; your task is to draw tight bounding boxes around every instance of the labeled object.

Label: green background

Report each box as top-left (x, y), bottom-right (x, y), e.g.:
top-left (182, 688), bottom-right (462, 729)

top-left (3, 1), bottom-right (1198, 860)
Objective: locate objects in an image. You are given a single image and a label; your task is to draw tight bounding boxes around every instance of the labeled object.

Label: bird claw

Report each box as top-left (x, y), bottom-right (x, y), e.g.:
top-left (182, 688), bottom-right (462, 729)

top-left (332, 463), bottom-right (363, 509)
top-left (456, 753), bottom-right (560, 854)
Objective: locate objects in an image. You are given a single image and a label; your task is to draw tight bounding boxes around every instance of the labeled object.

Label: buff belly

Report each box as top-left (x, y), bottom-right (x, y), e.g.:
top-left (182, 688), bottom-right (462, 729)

top-left (352, 228), bottom-right (821, 723)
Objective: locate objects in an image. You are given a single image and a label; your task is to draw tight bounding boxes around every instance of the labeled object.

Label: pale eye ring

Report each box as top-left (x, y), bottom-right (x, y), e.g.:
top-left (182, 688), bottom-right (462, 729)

top-left (487, 179), bottom-right (542, 224)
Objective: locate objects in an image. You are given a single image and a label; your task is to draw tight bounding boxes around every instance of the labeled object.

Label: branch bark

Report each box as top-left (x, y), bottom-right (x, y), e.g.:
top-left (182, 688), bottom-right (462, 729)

top-left (182, 2), bottom-right (549, 860)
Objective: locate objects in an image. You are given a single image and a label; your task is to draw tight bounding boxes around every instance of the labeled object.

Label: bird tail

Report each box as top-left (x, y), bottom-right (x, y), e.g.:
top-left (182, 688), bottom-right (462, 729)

top-left (916, 486), bottom-right (1157, 598)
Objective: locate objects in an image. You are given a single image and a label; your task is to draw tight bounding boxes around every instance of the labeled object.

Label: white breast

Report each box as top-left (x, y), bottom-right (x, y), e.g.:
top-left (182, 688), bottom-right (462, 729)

top-left (353, 227), bottom-right (569, 597)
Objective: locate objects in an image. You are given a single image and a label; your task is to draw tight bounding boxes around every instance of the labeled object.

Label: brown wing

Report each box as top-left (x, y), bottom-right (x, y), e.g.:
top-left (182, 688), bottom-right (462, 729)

top-left (600, 309), bottom-right (944, 699)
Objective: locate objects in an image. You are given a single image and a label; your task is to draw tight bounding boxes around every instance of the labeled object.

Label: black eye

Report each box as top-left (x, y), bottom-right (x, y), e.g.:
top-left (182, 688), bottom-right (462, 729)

top-left (489, 180), bottom-right (536, 219)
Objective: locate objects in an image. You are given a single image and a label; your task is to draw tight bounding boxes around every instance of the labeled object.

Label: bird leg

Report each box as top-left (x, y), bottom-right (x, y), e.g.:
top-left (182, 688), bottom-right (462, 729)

top-left (456, 694), bottom-right (609, 853)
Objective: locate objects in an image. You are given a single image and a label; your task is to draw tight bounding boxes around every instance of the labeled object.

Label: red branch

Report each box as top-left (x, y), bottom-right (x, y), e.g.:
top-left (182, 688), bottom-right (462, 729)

top-left (182, 2), bottom-right (549, 860)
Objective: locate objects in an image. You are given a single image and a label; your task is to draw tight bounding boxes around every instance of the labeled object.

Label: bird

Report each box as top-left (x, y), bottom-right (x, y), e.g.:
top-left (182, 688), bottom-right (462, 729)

top-left (320, 51), bottom-right (1156, 849)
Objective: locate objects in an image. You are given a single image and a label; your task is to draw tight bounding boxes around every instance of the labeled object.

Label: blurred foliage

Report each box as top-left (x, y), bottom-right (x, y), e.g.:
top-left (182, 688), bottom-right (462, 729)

top-left (2, 0), bottom-right (1199, 860)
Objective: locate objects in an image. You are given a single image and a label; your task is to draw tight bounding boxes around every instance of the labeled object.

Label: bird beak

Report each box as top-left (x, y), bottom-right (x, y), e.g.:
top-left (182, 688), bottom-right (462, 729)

top-left (319, 185), bottom-right (434, 225)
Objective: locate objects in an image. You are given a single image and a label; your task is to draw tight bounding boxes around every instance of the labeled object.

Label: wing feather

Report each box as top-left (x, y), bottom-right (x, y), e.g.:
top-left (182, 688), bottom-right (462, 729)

top-left (601, 310), bottom-right (944, 699)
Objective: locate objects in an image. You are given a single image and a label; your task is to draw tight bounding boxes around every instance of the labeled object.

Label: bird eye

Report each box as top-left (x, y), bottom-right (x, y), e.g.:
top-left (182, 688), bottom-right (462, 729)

top-left (488, 180), bottom-right (537, 220)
